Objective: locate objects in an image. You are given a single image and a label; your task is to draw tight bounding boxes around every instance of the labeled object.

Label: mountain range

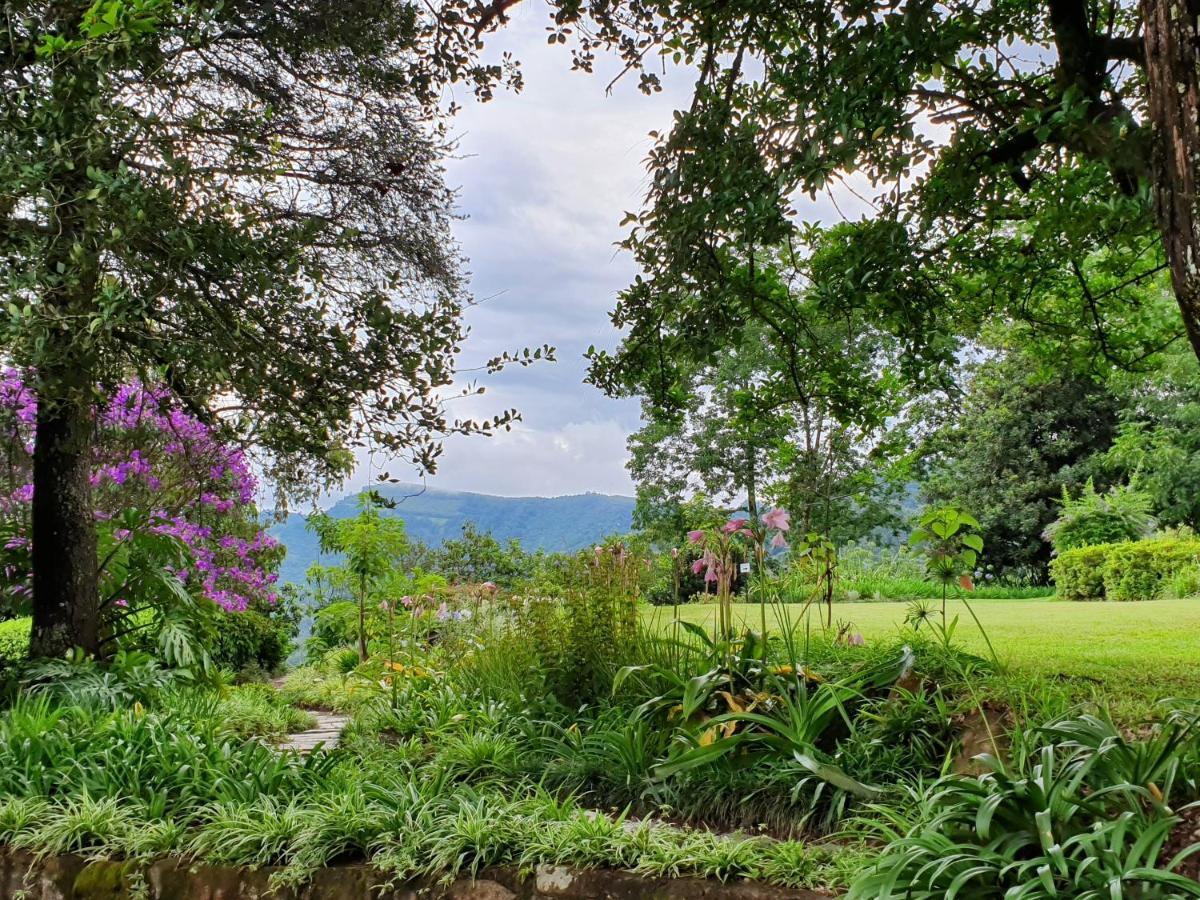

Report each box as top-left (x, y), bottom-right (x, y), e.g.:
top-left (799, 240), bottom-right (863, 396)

top-left (268, 483), bottom-right (636, 587)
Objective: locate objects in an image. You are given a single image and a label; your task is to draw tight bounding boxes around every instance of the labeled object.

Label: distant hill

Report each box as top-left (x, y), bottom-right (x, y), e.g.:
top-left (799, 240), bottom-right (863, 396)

top-left (269, 483), bottom-right (636, 587)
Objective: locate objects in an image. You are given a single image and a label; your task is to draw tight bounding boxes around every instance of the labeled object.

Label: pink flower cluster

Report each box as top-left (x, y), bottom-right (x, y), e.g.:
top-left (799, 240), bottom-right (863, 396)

top-left (687, 508), bottom-right (791, 582)
top-left (0, 371), bottom-right (277, 613)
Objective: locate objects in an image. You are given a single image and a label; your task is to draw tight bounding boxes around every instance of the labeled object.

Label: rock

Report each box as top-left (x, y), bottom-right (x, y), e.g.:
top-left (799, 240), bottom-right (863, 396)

top-left (952, 705), bottom-right (1010, 776)
top-left (0, 850), bottom-right (833, 900)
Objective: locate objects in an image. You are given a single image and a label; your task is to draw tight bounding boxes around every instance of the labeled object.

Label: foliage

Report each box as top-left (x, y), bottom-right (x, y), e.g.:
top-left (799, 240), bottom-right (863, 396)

top-left (921, 350), bottom-right (1120, 580)
top-left (424, 523), bottom-right (530, 588)
top-left (908, 506), bottom-right (984, 630)
top-left (0, 377), bottom-right (284, 664)
top-left (565, 0), bottom-right (1193, 404)
top-left (1107, 347), bottom-right (1200, 531)
top-left (201, 591), bottom-right (302, 677)
top-left (1, 0), bottom-right (549, 657)
top-left (624, 287), bottom-right (911, 547)
top-left (830, 541), bottom-right (1048, 601)
top-left (513, 544), bottom-right (644, 707)
top-left (1044, 479), bottom-right (1156, 553)
top-left (615, 631), bottom-right (919, 824)
top-left (848, 709), bottom-right (1200, 898)
top-left (0, 619), bottom-right (28, 672)
top-left (307, 493), bottom-right (410, 661)
top-left (1051, 536), bottom-right (1200, 602)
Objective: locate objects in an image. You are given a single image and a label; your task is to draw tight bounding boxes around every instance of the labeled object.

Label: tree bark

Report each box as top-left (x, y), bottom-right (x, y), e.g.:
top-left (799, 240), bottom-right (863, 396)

top-left (1142, 0), bottom-right (1200, 358)
top-left (29, 383), bottom-right (100, 659)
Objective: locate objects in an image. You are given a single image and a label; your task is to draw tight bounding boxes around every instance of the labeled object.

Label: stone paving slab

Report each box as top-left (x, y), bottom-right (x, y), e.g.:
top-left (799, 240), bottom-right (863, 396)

top-left (279, 712), bottom-right (351, 752)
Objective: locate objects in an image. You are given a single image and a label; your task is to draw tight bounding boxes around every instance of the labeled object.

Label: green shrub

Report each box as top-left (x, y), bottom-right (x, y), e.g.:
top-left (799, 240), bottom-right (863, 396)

top-left (1167, 564), bottom-right (1200, 598)
top-left (307, 601), bottom-right (363, 655)
top-left (203, 593), bottom-right (301, 676)
top-left (1103, 541), bottom-right (1167, 602)
top-left (0, 618), bottom-right (29, 668)
top-left (1049, 544), bottom-right (1111, 601)
top-left (1043, 479), bottom-right (1154, 553)
top-left (1051, 537), bottom-right (1200, 601)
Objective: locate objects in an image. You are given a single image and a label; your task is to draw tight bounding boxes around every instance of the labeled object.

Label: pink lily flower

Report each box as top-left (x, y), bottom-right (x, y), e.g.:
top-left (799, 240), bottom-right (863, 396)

top-left (721, 518), bottom-right (749, 535)
top-left (769, 532), bottom-right (789, 550)
top-left (762, 508), bottom-right (791, 532)
top-left (691, 557), bottom-right (706, 575)
top-left (687, 529), bottom-right (705, 545)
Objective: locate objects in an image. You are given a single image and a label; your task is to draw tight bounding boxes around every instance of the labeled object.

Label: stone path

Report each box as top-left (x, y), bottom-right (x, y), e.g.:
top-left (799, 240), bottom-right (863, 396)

top-left (278, 712), bottom-right (351, 753)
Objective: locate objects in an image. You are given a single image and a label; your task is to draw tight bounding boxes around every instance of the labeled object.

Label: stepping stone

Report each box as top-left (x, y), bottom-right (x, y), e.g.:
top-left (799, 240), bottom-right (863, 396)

top-left (278, 712), bottom-right (351, 753)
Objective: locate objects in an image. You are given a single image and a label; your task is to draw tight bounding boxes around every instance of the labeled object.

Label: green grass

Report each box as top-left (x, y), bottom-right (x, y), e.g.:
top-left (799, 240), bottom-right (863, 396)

top-left (648, 596), bottom-right (1200, 721)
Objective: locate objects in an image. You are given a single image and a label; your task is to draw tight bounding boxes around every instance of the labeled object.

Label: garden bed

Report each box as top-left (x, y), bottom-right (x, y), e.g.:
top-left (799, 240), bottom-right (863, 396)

top-left (0, 850), bottom-right (832, 900)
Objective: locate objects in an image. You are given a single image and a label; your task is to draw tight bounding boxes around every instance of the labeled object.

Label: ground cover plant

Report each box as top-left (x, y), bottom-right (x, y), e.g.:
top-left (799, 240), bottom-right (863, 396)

top-left (0, 502), bottom-right (1198, 897)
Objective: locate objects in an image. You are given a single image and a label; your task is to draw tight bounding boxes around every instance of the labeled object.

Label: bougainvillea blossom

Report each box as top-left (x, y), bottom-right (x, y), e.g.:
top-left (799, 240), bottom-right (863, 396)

top-left (0, 372), bottom-right (278, 613)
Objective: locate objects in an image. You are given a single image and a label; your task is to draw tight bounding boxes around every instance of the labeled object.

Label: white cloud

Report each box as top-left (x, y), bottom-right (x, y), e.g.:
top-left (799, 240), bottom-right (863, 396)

top-left (430, 418), bottom-right (634, 497)
top-left (331, 9), bottom-right (873, 501)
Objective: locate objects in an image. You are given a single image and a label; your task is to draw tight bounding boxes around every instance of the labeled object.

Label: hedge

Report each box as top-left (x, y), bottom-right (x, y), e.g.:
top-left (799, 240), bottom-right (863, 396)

top-left (0, 617), bottom-right (29, 668)
top-left (1051, 537), bottom-right (1200, 601)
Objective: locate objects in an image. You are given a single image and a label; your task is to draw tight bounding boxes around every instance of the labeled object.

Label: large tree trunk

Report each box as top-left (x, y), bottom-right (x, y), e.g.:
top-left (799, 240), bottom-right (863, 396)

top-left (1142, 0), bottom-right (1200, 358)
top-left (29, 384), bottom-right (100, 659)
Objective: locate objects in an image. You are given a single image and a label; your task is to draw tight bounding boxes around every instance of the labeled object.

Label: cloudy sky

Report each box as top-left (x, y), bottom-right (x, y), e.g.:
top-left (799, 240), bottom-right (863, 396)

top-left (343, 7), bottom-right (871, 501)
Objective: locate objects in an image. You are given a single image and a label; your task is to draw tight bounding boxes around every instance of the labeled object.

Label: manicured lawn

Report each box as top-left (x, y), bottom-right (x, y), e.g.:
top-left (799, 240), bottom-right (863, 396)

top-left (646, 596), bottom-right (1200, 721)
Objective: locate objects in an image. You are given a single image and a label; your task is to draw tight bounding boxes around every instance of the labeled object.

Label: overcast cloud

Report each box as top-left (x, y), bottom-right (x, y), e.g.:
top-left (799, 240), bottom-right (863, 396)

top-left (337, 7), bottom-right (873, 501)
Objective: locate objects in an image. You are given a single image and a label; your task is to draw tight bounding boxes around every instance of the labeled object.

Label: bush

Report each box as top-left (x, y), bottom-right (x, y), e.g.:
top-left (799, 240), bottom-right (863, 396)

top-left (1051, 537), bottom-right (1200, 601)
top-left (1049, 544), bottom-right (1111, 601)
top-left (204, 593), bottom-right (301, 676)
top-left (0, 618), bottom-right (28, 669)
top-left (849, 710), bottom-right (1200, 897)
top-left (1043, 479), bottom-right (1154, 553)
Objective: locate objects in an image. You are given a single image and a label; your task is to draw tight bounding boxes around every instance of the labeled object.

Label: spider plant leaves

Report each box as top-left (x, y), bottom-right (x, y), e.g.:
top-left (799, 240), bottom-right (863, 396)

top-left (792, 751), bottom-right (881, 799)
top-left (651, 731), bottom-right (751, 779)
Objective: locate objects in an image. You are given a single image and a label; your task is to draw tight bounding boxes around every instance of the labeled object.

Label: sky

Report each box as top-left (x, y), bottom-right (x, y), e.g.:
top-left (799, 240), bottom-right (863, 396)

top-left (341, 7), bottom-right (872, 502)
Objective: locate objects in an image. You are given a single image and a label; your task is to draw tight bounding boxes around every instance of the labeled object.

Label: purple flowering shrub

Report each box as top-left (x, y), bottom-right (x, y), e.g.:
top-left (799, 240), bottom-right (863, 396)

top-left (0, 371), bottom-right (282, 654)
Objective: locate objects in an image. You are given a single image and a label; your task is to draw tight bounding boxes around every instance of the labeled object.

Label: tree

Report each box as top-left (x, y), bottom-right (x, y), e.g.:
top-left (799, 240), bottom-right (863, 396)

top-left (427, 522), bottom-right (528, 587)
top-left (0, 374), bottom-right (282, 663)
top-left (626, 322), bottom-right (793, 532)
top-left (921, 350), bottom-right (1120, 579)
top-left (551, 0), bottom-right (1200, 398)
top-left (622, 264), bottom-right (912, 546)
top-left (1106, 347), bottom-right (1200, 529)
top-left (307, 493), bottom-right (408, 662)
top-left (2, 2), bottom-right (530, 657)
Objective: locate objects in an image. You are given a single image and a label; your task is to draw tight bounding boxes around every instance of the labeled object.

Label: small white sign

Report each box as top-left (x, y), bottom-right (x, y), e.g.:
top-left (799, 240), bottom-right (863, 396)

top-left (738, 562), bottom-right (751, 573)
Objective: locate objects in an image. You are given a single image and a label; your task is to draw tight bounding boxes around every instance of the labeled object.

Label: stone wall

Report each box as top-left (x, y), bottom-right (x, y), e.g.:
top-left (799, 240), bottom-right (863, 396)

top-left (0, 850), bottom-right (833, 900)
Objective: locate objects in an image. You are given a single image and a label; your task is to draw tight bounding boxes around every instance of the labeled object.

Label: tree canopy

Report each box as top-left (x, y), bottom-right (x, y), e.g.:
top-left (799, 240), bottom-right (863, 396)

top-left (550, 0), bottom-right (1198, 402)
top-left (2, 0), bottom-right (538, 655)
top-left (921, 349), bottom-right (1120, 579)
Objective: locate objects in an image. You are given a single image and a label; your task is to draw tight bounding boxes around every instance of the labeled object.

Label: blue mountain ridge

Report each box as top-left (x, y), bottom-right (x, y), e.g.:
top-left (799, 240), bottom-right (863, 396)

top-left (268, 483), bottom-right (636, 588)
